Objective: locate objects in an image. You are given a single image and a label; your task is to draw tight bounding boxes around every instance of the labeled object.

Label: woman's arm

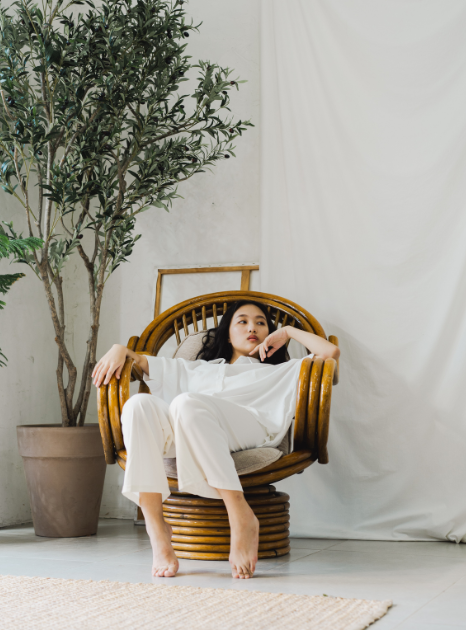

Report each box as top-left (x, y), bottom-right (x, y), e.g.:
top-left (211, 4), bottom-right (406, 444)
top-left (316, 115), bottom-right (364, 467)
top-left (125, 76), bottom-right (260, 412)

top-left (250, 325), bottom-right (340, 362)
top-left (92, 344), bottom-right (149, 388)
top-left (285, 326), bottom-right (340, 360)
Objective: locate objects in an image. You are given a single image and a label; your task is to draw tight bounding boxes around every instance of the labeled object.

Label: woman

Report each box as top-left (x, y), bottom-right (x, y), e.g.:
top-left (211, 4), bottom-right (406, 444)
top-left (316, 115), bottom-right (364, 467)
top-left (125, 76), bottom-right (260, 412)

top-left (92, 301), bottom-right (339, 580)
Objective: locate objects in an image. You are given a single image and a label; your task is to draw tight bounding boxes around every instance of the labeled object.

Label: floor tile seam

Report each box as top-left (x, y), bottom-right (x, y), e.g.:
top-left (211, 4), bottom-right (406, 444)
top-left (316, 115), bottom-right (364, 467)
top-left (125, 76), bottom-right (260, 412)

top-left (319, 548), bottom-right (466, 561)
top-left (260, 550), bottom-right (323, 571)
top-left (446, 574), bottom-right (466, 589)
top-left (0, 549), bottom-right (151, 561)
top-left (0, 544), bottom-right (153, 555)
top-left (290, 543), bottom-right (343, 551)
top-left (390, 578), bottom-right (466, 629)
top-left (396, 623), bottom-right (466, 629)
top-left (416, 626), bottom-right (466, 629)
top-left (46, 553), bottom-right (151, 563)
top-left (290, 539), bottom-right (346, 545)
top-left (312, 541), bottom-right (346, 549)
top-left (1, 536), bottom-right (42, 543)
top-left (49, 539), bottom-right (153, 547)
top-left (0, 557), bottom-right (99, 566)
top-left (0, 535), bottom-right (39, 540)
top-left (0, 524), bottom-right (33, 530)
top-left (95, 536), bottom-right (150, 542)
top-left (97, 549), bottom-right (155, 564)
top-left (0, 553), bottom-right (39, 560)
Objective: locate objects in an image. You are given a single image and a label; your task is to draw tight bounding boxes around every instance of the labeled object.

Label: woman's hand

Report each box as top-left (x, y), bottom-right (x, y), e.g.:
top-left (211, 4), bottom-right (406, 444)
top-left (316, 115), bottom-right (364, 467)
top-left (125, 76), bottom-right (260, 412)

top-left (92, 344), bottom-right (128, 388)
top-left (249, 325), bottom-right (340, 362)
top-left (249, 327), bottom-right (290, 362)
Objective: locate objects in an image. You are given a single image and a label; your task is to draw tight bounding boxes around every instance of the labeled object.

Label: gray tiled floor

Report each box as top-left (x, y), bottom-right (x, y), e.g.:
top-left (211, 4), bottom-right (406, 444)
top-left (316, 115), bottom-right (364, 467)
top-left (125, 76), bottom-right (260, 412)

top-left (1, 519), bottom-right (466, 629)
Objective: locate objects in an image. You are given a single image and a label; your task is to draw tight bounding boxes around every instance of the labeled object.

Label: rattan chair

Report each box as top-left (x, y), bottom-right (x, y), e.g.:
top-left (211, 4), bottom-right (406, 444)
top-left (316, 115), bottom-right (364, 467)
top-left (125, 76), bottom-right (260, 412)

top-left (97, 290), bottom-right (339, 560)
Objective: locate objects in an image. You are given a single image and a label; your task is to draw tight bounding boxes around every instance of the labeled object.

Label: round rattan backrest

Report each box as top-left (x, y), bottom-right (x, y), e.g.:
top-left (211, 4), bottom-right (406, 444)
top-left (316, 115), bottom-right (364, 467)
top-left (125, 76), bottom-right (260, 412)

top-left (136, 290), bottom-right (326, 356)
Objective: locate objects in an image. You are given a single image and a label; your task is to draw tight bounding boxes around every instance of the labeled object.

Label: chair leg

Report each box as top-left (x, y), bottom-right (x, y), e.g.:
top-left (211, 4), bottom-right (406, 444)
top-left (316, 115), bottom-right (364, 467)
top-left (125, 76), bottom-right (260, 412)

top-left (161, 485), bottom-right (291, 561)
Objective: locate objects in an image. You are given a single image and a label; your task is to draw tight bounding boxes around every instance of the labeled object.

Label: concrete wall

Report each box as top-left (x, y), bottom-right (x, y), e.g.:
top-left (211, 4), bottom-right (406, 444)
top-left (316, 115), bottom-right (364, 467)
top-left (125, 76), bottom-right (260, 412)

top-left (0, 0), bottom-right (261, 524)
top-left (0, 235), bottom-right (61, 527)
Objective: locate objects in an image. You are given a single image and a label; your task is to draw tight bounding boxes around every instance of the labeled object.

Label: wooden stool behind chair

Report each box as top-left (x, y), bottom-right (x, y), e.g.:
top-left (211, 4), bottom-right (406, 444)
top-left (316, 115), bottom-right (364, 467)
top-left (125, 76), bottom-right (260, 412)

top-left (97, 290), bottom-right (339, 560)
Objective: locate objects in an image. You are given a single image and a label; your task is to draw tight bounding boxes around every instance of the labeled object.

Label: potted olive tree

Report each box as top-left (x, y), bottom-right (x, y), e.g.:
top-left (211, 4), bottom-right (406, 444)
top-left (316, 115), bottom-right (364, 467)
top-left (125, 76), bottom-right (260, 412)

top-left (1, 0), bottom-right (252, 536)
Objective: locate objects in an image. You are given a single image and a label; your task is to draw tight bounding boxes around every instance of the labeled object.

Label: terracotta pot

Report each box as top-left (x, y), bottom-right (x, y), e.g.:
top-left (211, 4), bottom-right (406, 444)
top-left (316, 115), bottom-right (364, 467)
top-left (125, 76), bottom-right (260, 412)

top-left (17, 424), bottom-right (107, 538)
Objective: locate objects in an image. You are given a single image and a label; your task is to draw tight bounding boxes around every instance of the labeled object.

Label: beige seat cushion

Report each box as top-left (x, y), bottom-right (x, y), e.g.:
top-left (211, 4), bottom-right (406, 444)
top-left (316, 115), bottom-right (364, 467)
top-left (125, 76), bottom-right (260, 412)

top-left (172, 330), bottom-right (212, 360)
top-left (276, 430), bottom-right (290, 455)
top-left (164, 446), bottom-right (282, 478)
top-left (167, 331), bottom-right (292, 476)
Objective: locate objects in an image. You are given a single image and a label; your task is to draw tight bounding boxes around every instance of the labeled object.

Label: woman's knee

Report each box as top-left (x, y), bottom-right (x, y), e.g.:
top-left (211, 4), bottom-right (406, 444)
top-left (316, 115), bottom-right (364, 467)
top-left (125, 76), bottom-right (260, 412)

top-left (169, 392), bottom-right (195, 415)
top-left (169, 392), bottom-right (206, 430)
top-left (121, 393), bottom-right (154, 424)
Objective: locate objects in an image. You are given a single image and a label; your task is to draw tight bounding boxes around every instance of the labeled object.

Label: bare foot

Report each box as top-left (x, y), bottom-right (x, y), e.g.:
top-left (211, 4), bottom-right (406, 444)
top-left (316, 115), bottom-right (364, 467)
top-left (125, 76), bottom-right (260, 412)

top-left (229, 512), bottom-right (260, 579)
top-left (147, 521), bottom-right (179, 578)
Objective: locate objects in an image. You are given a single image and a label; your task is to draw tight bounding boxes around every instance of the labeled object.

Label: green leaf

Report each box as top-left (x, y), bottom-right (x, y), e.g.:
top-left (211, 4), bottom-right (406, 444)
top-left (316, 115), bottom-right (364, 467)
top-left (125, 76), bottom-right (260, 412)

top-left (0, 272), bottom-right (26, 296)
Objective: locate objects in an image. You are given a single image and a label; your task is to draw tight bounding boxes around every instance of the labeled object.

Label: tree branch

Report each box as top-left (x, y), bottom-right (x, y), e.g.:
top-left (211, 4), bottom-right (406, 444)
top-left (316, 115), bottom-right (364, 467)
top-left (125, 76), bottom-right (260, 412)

top-left (37, 262), bottom-right (75, 425)
top-left (76, 231), bottom-right (111, 425)
top-left (55, 270), bottom-right (78, 423)
top-left (40, 73), bottom-right (51, 124)
top-left (73, 243), bottom-right (96, 421)
top-left (54, 270), bottom-right (69, 423)
top-left (56, 350), bottom-right (69, 425)
top-left (37, 166), bottom-right (44, 239)
top-left (43, 142), bottom-right (53, 259)
top-left (0, 89), bottom-right (15, 121)
top-left (59, 108), bottom-right (101, 169)
top-left (12, 146), bottom-right (37, 242)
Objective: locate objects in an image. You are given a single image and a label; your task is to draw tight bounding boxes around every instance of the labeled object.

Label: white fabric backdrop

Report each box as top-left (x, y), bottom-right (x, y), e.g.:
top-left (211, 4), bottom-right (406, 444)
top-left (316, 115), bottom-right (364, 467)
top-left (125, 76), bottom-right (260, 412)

top-left (260, 0), bottom-right (466, 542)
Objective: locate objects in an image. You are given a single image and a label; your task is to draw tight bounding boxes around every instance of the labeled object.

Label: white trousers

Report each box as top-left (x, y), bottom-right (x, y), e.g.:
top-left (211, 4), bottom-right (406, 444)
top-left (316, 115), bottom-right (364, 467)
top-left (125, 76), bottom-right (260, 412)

top-left (121, 392), bottom-right (269, 505)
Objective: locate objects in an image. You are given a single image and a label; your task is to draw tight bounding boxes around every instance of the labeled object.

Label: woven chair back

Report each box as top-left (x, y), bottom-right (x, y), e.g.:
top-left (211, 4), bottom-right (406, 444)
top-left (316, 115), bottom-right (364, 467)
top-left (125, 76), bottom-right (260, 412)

top-left (134, 290), bottom-right (326, 356)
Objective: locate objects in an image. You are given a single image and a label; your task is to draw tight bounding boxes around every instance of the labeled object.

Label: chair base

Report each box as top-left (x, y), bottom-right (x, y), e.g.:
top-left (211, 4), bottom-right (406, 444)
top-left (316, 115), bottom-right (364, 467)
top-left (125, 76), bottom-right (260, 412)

top-left (161, 484), bottom-right (290, 561)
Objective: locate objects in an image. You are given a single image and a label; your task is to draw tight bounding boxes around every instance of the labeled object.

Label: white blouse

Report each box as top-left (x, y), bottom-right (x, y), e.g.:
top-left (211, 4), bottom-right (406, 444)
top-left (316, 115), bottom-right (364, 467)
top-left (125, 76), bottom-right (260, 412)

top-left (142, 353), bottom-right (314, 450)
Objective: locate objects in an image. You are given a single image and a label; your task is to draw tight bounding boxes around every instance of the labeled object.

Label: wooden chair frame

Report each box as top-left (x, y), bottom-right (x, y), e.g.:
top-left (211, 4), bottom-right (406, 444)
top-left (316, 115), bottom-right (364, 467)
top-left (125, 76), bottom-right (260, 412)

top-left (97, 290), bottom-right (339, 560)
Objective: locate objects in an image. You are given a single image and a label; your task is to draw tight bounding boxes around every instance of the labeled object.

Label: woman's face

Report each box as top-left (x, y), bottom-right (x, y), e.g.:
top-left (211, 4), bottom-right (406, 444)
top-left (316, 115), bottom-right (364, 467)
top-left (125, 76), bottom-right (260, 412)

top-left (228, 304), bottom-right (270, 359)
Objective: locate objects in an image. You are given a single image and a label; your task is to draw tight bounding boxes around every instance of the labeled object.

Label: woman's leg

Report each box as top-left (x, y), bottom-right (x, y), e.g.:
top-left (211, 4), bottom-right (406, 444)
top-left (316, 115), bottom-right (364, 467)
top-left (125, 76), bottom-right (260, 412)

top-left (215, 489), bottom-right (260, 579)
top-left (169, 392), bottom-right (269, 578)
top-left (139, 492), bottom-right (178, 578)
top-left (121, 394), bottom-right (179, 577)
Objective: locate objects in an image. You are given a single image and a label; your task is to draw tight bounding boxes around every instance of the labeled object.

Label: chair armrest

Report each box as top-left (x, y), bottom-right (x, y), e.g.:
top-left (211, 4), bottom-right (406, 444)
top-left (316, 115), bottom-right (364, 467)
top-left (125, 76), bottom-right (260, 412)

top-left (316, 357), bottom-right (337, 464)
top-left (294, 351), bottom-right (337, 464)
top-left (130, 356), bottom-right (145, 382)
top-left (97, 356), bottom-right (134, 464)
top-left (293, 357), bottom-right (313, 451)
top-left (307, 357), bottom-right (324, 455)
top-left (328, 335), bottom-right (339, 385)
top-left (97, 384), bottom-right (116, 465)
top-left (129, 349), bottom-right (153, 394)
top-left (125, 336), bottom-right (145, 382)
top-left (132, 353), bottom-right (152, 394)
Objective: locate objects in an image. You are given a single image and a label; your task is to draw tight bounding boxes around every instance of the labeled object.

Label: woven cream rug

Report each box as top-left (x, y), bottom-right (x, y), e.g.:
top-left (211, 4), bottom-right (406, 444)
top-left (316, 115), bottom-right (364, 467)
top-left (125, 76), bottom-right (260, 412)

top-left (0, 575), bottom-right (392, 630)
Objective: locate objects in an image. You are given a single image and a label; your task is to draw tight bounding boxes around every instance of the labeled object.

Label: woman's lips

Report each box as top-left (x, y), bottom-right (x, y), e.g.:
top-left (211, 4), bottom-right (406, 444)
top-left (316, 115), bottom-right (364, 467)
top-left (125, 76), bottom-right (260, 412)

top-left (248, 336), bottom-right (258, 341)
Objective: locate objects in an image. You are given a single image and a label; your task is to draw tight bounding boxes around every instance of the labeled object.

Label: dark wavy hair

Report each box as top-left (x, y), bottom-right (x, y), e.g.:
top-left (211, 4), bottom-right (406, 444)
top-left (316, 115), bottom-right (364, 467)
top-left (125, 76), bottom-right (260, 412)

top-left (195, 300), bottom-right (289, 365)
